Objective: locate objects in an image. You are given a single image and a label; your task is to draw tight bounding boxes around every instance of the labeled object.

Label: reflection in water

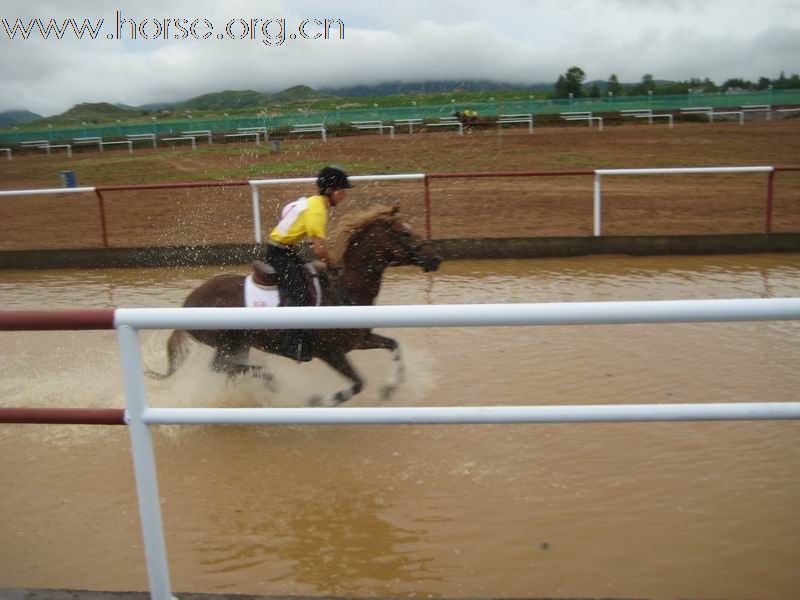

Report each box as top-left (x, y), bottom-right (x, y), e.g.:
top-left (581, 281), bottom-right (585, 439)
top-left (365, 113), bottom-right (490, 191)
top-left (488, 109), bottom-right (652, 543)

top-left (2, 254), bottom-right (800, 599)
top-left (2, 254), bottom-right (800, 309)
top-left (195, 472), bottom-right (447, 596)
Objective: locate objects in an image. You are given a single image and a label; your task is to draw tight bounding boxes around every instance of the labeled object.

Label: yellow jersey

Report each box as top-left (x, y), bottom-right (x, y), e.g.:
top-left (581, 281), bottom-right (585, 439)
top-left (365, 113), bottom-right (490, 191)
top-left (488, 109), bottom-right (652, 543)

top-left (269, 195), bottom-right (329, 245)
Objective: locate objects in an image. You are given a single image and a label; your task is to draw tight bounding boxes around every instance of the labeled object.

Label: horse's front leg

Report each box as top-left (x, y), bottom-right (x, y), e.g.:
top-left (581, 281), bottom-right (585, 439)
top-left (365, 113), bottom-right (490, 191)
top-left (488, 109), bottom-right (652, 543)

top-left (357, 332), bottom-right (403, 400)
top-left (211, 347), bottom-right (277, 392)
top-left (310, 351), bottom-right (364, 407)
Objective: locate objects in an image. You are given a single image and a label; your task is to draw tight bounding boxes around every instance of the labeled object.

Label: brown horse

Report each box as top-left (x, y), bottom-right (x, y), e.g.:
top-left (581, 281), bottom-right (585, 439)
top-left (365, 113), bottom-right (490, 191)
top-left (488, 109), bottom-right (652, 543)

top-left (147, 206), bottom-right (442, 406)
top-left (454, 111), bottom-right (494, 131)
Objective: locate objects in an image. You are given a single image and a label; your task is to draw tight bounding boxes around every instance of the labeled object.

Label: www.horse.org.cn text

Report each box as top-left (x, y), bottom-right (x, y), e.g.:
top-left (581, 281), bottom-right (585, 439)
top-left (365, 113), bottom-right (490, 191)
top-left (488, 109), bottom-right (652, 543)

top-left (1, 11), bottom-right (346, 46)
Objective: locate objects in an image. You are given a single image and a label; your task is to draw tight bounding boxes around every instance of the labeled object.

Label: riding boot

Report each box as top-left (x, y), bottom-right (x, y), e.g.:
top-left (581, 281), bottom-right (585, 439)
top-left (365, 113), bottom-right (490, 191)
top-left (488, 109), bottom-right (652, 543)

top-left (295, 330), bottom-right (313, 362)
top-left (280, 330), bottom-right (313, 363)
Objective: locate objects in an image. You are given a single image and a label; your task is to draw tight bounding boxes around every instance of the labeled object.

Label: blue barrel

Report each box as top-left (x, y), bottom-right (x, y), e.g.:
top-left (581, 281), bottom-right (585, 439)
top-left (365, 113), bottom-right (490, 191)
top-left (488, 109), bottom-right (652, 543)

top-left (59, 170), bottom-right (77, 188)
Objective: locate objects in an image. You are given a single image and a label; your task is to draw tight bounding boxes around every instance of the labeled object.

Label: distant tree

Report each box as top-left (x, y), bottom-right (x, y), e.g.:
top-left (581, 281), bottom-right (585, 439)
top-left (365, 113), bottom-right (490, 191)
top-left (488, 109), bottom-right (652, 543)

top-left (721, 78), bottom-right (755, 91)
top-left (757, 76), bottom-right (772, 90)
top-left (607, 74), bottom-right (623, 96)
top-left (554, 74), bottom-right (568, 98)
top-left (772, 71), bottom-right (800, 90)
top-left (683, 77), bottom-right (717, 94)
top-left (656, 80), bottom-right (691, 95)
top-left (588, 83), bottom-right (601, 98)
top-left (702, 77), bottom-right (719, 93)
top-left (629, 73), bottom-right (657, 96)
top-left (553, 66), bottom-right (586, 98)
top-left (565, 66), bottom-right (586, 97)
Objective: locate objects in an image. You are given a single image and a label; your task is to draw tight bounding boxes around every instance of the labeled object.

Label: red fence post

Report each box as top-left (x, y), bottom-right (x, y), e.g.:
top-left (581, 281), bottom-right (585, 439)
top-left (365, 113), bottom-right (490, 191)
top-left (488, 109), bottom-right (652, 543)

top-left (766, 170), bottom-right (775, 234)
top-left (424, 175), bottom-right (432, 240)
top-left (95, 190), bottom-right (109, 248)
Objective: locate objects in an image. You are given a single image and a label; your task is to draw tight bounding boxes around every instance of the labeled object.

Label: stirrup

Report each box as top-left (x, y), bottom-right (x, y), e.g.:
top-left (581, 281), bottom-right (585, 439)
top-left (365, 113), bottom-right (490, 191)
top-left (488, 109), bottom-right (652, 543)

top-left (279, 335), bottom-right (312, 363)
top-left (294, 341), bottom-right (313, 363)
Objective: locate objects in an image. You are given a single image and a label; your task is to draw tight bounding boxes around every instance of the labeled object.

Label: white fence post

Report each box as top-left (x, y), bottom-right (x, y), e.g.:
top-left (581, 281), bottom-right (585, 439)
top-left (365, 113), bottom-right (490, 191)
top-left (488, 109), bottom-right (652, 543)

top-left (116, 324), bottom-right (174, 600)
top-left (250, 184), bottom-right (263, 243)
top-left (6, 297), bottom-right (799, 600)
top-left (246, 174), bottom-right (426, 244)
top-left (593, 172), bottom-right (602, 236)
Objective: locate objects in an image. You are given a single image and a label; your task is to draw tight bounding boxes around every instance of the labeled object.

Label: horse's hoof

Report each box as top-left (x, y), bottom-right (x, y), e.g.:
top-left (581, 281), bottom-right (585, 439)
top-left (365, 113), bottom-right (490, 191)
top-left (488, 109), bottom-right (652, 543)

top-left (262, 376), bottom-right (279, 393)
top-left (309, 393), bottom-right (344, 407)
top-left (379, 385), bottom-right (396, 401)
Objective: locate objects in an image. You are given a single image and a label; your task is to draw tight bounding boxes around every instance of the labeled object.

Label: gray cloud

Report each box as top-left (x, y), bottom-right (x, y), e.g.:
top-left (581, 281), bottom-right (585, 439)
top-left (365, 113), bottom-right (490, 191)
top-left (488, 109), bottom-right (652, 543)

top-left (0, 0), bottom-right (797, 115)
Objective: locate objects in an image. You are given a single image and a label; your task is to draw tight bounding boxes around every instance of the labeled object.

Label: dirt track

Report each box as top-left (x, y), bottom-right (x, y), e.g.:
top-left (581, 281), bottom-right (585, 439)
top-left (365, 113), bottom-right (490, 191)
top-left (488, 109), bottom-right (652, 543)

top-left (1, 119), bottom-right (799, 250)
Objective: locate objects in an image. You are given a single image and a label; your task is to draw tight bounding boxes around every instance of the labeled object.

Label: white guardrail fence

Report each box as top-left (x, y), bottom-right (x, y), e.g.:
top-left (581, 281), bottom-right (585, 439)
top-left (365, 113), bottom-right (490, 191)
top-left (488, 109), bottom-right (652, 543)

top-left (591, 166), bottom-right (774, 236)
top-left (0, 165), bottom-right (786, 242)
top-left (248, 173), bottom-right (425, 242)
top-left (113, 299), bottom-right (800, 598)
top-left (2, 298), bottom-right (800, 597)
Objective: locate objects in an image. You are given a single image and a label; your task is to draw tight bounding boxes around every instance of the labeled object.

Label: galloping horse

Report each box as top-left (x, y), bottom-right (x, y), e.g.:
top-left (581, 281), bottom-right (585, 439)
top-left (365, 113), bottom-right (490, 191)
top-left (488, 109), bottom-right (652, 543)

top-left (454, 111), bottom-right (494, 131)
top-left (148, 206), bottom-right (442, 406)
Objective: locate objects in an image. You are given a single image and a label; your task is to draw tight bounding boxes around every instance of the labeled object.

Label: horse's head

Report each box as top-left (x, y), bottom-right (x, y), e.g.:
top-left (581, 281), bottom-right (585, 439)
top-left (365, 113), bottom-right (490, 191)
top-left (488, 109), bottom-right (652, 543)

top-left (342, 206), bottom-right (442, 273)
top-left (383, 211), bottom-right (443, 272)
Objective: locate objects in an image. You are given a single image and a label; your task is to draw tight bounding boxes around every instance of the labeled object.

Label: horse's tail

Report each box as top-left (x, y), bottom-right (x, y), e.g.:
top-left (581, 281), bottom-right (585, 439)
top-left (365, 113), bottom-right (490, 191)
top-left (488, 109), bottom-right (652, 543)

top-left (145, 330), bottom-right (191, 380)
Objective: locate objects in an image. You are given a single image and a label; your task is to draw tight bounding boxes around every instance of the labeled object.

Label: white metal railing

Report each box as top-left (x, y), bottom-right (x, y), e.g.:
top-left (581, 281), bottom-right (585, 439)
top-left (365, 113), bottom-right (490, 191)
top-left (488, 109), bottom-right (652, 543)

top-left (394, 118), bottom-right (424, 133)
top-left (351, 120), bottom-right (396, 139)
top-left (289, 123), bottom-right (327, 141)
top-left (127, 133), bottom-right (158, 149)
top-left (591, 166), bottom-right (775, 236)
top-left (1, 298), bottom-right (798, 598)
top-left (109, 298), bottom-right (800, 600)
top-left (248, 173), bottom-right (425, 243)
top-left (0, 166), bottom-right (790, 241)
top-left (0, 186), bottom-right (96, 196)
top-left (114, 298), bottom-right (800, 329)
top-left (144, 403), bottom-right (800, 426)
top-left (498, 113), bottom-right (534, 134)
top-left (181, 130), bottom-right (213, 144)
top-left (741, 104), bottom-right (772, 120)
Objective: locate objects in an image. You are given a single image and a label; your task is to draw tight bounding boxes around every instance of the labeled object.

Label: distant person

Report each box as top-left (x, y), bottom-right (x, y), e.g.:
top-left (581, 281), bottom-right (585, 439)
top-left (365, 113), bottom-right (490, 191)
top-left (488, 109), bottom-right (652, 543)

top-left (266, 165), bottom-right (352, 361)
top-left (455, 110), bottom-right (479, 126)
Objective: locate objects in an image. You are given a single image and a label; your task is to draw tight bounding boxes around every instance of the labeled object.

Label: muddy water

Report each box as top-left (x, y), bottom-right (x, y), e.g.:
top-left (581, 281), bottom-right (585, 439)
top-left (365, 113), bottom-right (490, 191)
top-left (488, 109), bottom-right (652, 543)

top-left (1, 254), bottom-right (799, 600)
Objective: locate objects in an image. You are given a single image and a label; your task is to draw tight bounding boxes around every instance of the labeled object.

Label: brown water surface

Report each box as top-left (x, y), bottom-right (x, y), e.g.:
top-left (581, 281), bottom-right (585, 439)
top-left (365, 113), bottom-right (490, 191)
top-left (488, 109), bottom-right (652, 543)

top-left (1, 254), bottom-right (799, 599)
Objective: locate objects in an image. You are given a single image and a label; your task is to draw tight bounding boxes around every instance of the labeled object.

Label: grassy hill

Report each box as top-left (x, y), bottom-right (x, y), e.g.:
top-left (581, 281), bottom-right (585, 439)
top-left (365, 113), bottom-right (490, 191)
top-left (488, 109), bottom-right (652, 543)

top-left (268, 85), bottom-right (335, 104)
top-left (27, 102), bottom-right (140, 127)
top-left (322, 80), bottom-right (554, 96)
top-left (0, 110), bottom-right (43, 127)
top-left (176, 86), bottom-right (335, 111)
top-left (177, 90), bottom-right (269, 110)
top-left (3, 82), bottom-right (562, 130)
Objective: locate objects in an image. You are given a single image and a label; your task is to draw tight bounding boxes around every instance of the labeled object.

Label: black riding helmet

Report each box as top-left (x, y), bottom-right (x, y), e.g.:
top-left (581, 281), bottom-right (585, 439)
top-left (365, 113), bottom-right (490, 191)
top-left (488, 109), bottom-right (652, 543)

top-left (317, 166), bottom-right (353, 195)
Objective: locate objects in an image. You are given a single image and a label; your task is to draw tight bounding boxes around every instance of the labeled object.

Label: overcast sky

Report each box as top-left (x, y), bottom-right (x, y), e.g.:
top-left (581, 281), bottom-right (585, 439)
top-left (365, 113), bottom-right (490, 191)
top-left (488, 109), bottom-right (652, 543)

top-left (1, 0), bottom-right (798, 116)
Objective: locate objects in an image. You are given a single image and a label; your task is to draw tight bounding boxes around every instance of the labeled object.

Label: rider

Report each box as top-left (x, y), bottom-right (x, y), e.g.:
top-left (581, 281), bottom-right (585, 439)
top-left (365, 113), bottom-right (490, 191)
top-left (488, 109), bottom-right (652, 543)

top-left (266, 165), bottom-right (352, 362)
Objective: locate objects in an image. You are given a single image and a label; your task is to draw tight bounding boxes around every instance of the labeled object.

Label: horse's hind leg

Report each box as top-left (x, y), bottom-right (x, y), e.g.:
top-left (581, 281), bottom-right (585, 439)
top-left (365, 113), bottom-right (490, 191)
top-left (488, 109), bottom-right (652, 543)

top-left (309, 351), bottom-right (364, 407)
top-left (357, 333), bottom-right (404, 400)
top-left (211, 346), bottom-right (277, 391)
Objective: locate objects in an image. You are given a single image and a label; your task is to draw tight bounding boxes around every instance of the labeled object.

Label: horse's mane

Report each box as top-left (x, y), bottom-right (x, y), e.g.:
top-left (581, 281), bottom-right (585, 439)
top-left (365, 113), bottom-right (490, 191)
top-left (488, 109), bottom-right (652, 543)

top-left (330, 204), bottom-right (399, 264)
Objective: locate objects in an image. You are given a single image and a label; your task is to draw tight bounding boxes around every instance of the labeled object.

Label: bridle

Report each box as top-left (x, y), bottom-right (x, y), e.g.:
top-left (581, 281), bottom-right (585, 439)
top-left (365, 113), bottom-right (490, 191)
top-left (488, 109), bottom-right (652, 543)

top-left (389, 221), bottom-right (439, 271)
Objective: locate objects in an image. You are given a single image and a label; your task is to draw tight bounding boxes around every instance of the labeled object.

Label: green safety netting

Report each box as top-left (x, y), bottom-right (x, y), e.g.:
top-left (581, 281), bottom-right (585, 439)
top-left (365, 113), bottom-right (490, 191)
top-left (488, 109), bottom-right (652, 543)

top-left (2, 89), bottom-right (798, 144)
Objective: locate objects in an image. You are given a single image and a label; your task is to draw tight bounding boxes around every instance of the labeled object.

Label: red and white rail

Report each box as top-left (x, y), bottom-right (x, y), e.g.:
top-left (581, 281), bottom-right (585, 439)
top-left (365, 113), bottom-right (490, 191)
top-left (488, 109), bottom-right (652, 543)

top-left (2, 300), bottom-right (800, 599)
top-left (1, 166), bottom-right (799, 247)
top-left (248, 173), bottom-right (425, 242)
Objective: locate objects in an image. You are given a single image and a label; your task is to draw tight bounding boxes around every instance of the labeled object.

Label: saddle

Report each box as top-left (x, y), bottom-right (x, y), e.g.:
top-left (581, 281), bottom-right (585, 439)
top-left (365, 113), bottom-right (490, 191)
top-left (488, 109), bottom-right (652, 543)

top-left (252, 260), bottom-right (322, 307)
